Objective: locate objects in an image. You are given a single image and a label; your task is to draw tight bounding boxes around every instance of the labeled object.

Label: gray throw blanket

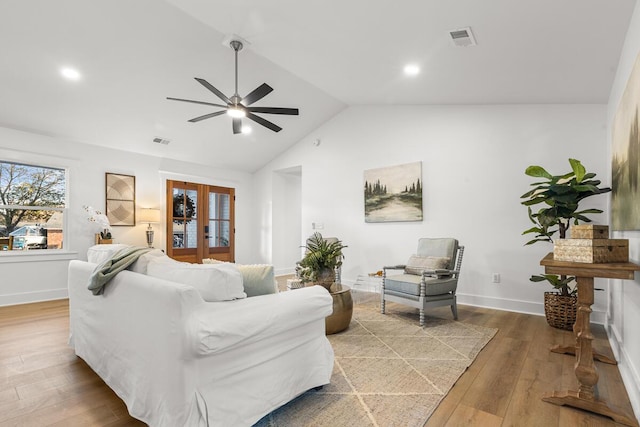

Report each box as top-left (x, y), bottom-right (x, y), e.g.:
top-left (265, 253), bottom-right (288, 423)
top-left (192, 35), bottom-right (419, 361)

top-left (88, 246), bottom-right (153, 295)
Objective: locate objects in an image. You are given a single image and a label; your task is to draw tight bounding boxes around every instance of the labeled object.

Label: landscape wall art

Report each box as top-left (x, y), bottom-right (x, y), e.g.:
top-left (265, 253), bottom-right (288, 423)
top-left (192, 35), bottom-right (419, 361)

top-left (364, 161), bottom-right (423, 223)
top-left (612, 52), bottom-right (640, 231)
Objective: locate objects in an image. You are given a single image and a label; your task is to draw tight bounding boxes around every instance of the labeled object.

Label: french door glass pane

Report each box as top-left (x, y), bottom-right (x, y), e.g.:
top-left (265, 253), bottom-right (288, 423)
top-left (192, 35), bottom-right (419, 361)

top-left (219, 194), bottom-right (230, 220)
top-left (186, 190), bottom-right (198, 219)
top-left (186, 219), bottom-right (197, 248)
top-left (208, 220), bottom-right (230, 248)
top-left (220, 221), bottom-right (230, 246)
top-left (172, 222), bottom-right (184, 248)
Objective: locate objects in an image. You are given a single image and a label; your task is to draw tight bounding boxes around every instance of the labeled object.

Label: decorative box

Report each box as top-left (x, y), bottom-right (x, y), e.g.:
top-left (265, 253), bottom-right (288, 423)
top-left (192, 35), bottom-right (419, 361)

top-left (286, 278), bottom-right (304, 290)
top-left (554, 238), bottom-right (629, 263)
top-left (571, 224), bottom-right (609, 239)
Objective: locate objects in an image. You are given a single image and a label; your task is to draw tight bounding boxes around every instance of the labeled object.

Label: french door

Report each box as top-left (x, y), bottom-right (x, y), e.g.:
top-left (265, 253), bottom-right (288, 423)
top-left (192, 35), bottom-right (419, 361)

top-left (166, 180), bottom-right (235, 263)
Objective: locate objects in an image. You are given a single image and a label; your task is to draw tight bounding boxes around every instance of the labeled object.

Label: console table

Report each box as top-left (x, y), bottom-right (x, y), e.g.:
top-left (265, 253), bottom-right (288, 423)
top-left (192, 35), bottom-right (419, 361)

top-left (539, 253), bottom-right (640, 426)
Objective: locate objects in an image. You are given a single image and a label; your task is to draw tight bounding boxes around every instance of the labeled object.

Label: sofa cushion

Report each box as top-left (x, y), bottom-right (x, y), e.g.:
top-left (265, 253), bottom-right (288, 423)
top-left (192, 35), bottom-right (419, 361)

top-left (202, 259), bottom-right (277, 297)
top-left (404, 255), bottom-right (451, 276)
top-left (147, 257), bottom-right (246, 302)
top-left (129, 249), bottom-right (166, 275)
top-left (87, 244), bottom-right (131, 264)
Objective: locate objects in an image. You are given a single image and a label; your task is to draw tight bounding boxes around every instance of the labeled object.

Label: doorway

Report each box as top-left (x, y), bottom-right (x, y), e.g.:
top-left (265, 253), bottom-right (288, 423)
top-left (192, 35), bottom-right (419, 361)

top-left (272, 166), bottom-right (302, 273)
top-left (166, 180), bottom-right (235, 263)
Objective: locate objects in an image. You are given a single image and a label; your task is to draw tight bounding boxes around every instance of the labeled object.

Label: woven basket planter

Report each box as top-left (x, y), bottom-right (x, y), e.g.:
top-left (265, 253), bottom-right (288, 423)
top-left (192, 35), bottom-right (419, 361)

top-left (544, 292), bottom-right (577, 330)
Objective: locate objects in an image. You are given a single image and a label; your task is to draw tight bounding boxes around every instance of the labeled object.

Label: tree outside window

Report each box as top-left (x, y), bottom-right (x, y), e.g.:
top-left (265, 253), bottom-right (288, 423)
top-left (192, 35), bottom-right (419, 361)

top-left (0, 161), bottom-right (66, 250)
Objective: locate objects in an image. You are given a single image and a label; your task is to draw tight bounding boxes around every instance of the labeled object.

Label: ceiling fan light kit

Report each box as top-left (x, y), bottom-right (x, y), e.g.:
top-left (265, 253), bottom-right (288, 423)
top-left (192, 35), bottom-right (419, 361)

top-left (168, 37), bottom-right (299, 134)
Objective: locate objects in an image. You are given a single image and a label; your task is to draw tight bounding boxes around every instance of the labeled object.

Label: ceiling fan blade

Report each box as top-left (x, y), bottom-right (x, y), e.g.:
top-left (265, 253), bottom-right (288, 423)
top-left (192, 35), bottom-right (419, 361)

top-left (246, 112), bottom-right (282, 133)
top-left (188, 111), bottom-right (227, 123)
top-left (241, 83), bottom-right (273, 106)
top-left (195, 78), bottom-right (231, 104)
top-left (232, 118), bottom-right (242, 134)
top-left (166, 97), bottom-right (227, 108)
top-left (247, 107), bottom-right (299, 115)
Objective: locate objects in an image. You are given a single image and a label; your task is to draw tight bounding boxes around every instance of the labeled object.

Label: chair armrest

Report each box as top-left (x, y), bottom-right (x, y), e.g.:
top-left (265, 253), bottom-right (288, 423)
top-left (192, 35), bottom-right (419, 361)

top-left (383, 265), bottom-right (406, 271)
top-left (421, 269), bottom-right (459, 278)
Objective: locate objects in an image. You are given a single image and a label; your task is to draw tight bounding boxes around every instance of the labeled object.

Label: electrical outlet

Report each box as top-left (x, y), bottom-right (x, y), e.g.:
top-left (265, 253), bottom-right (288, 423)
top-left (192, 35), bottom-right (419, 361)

top-left (492, 273), bottom-right (501, 283)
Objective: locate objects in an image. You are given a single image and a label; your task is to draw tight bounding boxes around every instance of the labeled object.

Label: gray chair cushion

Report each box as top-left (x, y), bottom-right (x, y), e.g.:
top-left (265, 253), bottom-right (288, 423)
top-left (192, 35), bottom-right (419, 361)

top-left (385, 273), bottom-right (457, 296)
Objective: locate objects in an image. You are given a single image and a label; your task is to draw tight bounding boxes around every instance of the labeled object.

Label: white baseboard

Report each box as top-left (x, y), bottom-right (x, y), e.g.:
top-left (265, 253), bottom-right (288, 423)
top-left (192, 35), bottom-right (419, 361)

top-left (456, 292), bottom-right (606, 325)
top-left (0, 288), bottom-right (68, 307)
top-left (340, 290), bottom-right (608, 325)
top-left (607, 324), bottom-right (640, 423)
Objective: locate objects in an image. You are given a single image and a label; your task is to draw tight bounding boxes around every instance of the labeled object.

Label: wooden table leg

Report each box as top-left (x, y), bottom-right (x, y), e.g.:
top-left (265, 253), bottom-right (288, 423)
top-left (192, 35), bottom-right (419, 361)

top-left (549, 345), bottom-right (617, 364)
top-left (550, 291), bottom-right (616, 364)
top-left (542, 277), bottom-right (639, 427)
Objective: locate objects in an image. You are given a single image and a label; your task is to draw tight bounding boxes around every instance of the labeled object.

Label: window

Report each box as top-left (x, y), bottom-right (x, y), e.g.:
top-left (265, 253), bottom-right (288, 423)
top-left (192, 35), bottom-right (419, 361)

top-left (0, 161), bottom-right (66, 251)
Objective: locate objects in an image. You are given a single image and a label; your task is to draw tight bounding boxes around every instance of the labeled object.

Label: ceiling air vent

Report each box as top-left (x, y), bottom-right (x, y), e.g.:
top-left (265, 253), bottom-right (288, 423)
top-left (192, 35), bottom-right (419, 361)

top-left (449, 27), bottom-right (477, 47)
top-left (153, 137), bottom-right (170, 145)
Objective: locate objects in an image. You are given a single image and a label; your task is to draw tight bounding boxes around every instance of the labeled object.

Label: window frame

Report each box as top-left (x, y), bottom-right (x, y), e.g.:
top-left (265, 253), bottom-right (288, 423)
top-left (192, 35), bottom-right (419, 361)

top-left (0, 158), bottom-right (71, 257)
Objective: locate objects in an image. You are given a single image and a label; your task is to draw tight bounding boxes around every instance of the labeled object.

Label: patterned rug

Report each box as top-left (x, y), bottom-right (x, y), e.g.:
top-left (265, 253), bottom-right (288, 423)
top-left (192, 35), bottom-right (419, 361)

top-left (255, 292), bottom-right (497, 427)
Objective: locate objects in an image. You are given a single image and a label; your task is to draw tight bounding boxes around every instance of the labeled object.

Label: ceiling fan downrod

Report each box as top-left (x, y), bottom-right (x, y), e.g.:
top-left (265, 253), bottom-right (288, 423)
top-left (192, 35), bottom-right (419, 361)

top-left (230, 40), bottom-right (243, 105)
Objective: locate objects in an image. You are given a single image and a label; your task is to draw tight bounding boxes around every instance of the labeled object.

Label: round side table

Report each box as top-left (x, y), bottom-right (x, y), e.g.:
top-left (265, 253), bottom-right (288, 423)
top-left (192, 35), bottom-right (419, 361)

top-left (325, 283), bottom-right (353, 334)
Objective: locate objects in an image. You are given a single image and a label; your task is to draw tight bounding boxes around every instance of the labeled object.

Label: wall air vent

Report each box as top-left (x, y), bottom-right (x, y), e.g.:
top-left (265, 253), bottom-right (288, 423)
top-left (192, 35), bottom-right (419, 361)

top-left (153, 137), bottom-right (171, 145)
top-left (449, 27), bottom-right (477, 47)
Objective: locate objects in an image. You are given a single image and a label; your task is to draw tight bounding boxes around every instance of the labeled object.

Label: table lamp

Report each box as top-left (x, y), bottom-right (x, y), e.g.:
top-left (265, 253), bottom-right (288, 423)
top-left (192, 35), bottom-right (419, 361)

top-left (138, 208), bottom-right (161, 248)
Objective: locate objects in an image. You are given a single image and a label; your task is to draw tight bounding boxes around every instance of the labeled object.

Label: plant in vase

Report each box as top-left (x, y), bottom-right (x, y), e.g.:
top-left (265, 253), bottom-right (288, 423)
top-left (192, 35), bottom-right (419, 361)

top-left (83, 205), bottom-right (112, 243)
top-left (521, 158), bottom-right (610, 329)
top-left (298, 232), bottom-right (347, 291)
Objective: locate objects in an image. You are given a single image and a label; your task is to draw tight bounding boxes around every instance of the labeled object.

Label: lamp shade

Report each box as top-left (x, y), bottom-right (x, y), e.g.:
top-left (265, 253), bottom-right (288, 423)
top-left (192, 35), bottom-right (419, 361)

top-left (138, 208), bottom-right (160, 224)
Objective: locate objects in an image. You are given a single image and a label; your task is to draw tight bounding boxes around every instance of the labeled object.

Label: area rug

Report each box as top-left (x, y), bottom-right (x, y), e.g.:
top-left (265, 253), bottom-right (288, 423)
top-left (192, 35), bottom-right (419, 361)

top-left (254, 292), bottom-right (497, 427)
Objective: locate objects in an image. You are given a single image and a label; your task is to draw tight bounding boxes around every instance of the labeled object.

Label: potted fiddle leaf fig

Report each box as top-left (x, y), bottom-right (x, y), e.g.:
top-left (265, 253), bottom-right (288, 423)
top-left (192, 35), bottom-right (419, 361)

top-left (521, 158), bottom-right (611, 329)
top-left (298, 232), bottom-right (347, 291)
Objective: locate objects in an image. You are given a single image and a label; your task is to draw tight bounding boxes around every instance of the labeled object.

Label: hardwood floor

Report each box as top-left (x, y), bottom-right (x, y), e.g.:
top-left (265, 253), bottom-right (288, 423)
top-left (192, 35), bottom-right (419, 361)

top-left (0, 298), bottom-right (636, 426)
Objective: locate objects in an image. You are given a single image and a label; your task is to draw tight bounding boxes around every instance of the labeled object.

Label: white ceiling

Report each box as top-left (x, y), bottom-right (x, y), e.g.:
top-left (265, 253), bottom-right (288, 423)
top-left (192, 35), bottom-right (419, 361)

top-left (0, 0), bottom-right (636, 172)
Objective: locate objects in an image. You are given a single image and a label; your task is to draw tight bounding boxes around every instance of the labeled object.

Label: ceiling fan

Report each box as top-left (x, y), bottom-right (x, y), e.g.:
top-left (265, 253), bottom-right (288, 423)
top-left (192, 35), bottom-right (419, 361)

top-left (167, 39), bottom-right (299, 134)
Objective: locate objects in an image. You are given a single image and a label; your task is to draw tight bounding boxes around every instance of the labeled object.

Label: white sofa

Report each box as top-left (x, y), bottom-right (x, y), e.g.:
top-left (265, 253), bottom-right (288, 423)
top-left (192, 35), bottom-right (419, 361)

top-left (68, 250), bottom-right (334, 427)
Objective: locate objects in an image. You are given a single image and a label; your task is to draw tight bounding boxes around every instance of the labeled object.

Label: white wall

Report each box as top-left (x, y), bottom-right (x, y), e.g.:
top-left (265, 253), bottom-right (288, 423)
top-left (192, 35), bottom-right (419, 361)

top-left (253, 104), bottom-right (610, 319)
top-left (606, 0), bottom-right (640, 419)
top-left (0, 126), bottom-right (254, 306)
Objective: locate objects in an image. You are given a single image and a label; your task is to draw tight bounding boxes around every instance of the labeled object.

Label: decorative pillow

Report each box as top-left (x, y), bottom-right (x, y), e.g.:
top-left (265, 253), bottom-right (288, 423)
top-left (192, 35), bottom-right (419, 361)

top-left (147, 258), bottom-right (246, 302)
top-left (87, 244), bottom-right (131, 264)
top-left (202, 259), bottom-right (277, 297)
top-left (404, 255), bottom-right (451, 276)
top-left (129, 249), bottom-right (167, 275)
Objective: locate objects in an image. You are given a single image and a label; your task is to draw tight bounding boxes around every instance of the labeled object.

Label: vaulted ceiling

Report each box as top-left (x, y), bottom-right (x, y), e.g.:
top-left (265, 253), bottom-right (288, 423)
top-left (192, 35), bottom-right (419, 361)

top-left (0, 0), bottom-right (636, 172)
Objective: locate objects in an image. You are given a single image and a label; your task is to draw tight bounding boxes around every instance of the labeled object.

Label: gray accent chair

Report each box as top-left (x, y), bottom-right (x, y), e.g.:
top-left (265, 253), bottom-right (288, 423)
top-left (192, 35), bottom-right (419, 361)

top-left (381, 238), bottom-right (464, 326)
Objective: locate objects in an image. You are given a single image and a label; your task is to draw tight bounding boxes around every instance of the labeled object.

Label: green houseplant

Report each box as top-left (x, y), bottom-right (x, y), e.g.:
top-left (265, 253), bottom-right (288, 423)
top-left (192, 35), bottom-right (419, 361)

top-left (298, 232), bottom-right (347, 291)
top-left (521, 158), bottom-right (611, 329)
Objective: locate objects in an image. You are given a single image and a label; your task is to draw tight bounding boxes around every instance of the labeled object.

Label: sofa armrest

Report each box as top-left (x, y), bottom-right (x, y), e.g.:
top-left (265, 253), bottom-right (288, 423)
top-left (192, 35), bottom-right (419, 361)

top-left (189, 286), bottom-right (333, 356)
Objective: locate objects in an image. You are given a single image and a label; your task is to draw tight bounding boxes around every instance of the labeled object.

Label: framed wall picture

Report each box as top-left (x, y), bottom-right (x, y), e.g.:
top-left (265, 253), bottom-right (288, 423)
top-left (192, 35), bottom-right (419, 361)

top-left (364, 161), bottom-right (423, 222)
top-left (105, 173), bottom-right (135, 226)
top-left (612, 51), bottom-right (640, 230)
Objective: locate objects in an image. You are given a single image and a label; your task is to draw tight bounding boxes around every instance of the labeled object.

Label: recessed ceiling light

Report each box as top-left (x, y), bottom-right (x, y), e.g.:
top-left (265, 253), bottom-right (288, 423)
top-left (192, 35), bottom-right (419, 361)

top-left (403, 64), bottom-right (420, 76)
top-left (241, 126), bottom-right (252, 134)
top-left (60, 67), bottom-right (81, 81)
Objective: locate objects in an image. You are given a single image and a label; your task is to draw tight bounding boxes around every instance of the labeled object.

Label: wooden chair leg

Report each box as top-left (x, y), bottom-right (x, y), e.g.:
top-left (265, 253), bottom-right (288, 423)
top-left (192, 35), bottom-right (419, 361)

top-left (451, 296), bottom-right (458, 320)
top-left (419, 309), bottom-right (425, 326)
top-left (380, 293), bottom-right (386, 314)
